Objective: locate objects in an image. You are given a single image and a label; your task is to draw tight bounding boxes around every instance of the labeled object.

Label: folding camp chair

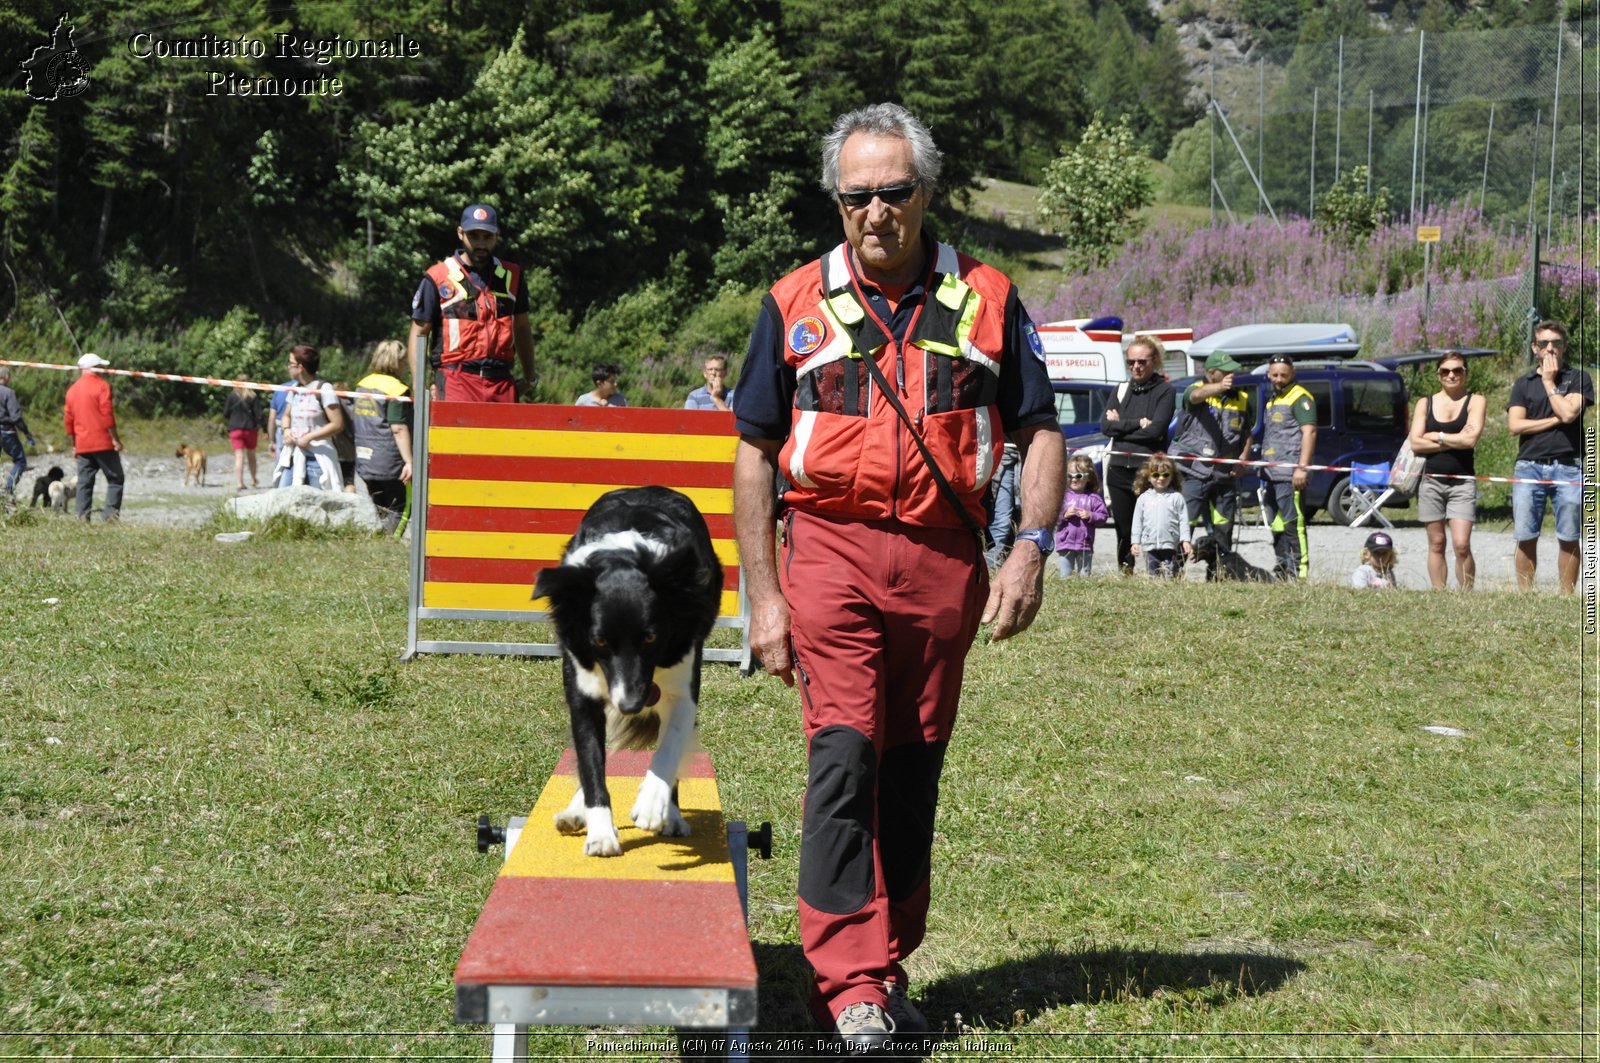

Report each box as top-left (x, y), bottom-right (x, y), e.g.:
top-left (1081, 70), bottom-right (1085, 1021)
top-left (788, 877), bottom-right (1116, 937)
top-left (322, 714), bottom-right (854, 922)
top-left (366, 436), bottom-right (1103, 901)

top-left (1346, 461), bottom-right (1395, 528)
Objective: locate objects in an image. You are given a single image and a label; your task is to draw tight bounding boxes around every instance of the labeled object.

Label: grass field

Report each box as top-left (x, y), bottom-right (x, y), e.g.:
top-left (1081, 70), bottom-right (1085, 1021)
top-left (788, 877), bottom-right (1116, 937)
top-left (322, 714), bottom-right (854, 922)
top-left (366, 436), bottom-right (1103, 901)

top-left (0, 515), bottom-right (1589, 1059)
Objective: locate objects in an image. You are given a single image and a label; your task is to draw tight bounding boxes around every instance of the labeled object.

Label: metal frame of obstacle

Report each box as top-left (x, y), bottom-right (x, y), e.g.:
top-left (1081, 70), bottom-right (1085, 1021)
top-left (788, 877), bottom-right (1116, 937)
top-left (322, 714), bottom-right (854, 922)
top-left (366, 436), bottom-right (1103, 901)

top-left (403, 390), bottom-right (750, 667)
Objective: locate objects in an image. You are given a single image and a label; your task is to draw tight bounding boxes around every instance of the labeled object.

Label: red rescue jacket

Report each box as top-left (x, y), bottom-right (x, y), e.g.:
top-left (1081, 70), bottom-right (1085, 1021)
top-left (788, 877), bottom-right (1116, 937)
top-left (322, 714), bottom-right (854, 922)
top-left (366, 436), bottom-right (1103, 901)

top-left (767, 242), bottom-right (1013, 529)
top-left (425, 253), bottom-right (522, 368)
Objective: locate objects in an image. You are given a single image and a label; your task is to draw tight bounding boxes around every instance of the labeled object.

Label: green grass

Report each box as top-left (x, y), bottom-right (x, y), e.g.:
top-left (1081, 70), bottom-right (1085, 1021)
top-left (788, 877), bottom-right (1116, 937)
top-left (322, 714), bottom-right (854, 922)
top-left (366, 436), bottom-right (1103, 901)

top-left (0, 520), bottom-right (1587, 1059)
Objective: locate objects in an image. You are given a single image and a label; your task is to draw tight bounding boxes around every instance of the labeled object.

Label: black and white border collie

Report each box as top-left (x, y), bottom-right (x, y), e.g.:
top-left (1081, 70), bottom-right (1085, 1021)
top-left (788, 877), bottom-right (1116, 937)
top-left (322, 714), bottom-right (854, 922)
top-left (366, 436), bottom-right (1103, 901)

top-left (533, 486), bottom-right (724, 857)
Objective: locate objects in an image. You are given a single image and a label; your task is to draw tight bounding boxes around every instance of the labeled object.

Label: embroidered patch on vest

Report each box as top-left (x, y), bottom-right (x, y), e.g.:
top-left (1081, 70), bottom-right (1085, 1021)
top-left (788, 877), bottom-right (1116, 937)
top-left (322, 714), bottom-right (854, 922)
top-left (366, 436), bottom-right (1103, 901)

top-left (788, 316), bottom-right (828, 356)
top-left (438, 281), bottom-right (457, 303)
top-left (1024, 320), bottom-right (1045, 363)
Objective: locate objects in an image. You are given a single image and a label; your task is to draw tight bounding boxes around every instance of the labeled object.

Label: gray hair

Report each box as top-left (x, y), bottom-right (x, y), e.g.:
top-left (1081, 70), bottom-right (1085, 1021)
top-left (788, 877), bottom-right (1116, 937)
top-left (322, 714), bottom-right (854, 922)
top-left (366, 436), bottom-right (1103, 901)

top-left (0, 367), bottom-right (10, 383)
top-left (819, 102), bottom-right (943, 196)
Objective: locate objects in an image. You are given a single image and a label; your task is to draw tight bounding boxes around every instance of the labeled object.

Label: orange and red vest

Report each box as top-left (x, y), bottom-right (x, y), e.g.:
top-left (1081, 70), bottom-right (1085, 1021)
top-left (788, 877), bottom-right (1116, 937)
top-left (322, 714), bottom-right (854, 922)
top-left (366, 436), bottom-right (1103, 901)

top-left (424, 253), bottom-right (522, 368)
top-left (767, 242), bottom-right (1014, 529)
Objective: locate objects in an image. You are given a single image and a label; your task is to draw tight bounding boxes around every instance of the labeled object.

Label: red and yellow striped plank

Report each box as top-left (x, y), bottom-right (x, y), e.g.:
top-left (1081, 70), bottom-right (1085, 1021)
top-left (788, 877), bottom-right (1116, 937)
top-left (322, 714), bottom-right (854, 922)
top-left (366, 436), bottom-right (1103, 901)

top-left (453, 748), bottom-right (758, 991)
top-left (422, 403), bottom-right (741, 617)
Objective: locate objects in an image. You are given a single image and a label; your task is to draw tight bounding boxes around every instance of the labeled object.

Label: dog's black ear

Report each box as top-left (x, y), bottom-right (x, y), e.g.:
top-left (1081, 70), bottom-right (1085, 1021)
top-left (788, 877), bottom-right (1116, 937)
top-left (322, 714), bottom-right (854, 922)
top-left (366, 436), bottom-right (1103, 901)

top-left (535, 563), bottom-right (595, 607)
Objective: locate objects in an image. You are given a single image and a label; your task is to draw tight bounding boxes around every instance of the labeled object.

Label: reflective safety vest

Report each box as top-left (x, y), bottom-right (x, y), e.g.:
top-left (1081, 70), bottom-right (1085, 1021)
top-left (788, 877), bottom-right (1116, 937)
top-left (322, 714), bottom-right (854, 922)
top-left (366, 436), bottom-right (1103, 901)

top-left (768, 241), bottom-right (1013, 528)
top-left (352, 373), bottom-right (409, 480)
top-left (1171, 385), bottom-right (1251, 481)
top-left (1260, 382), bottom-right (1316, 482)
top-left (424, 253), bottom-right (521, 368)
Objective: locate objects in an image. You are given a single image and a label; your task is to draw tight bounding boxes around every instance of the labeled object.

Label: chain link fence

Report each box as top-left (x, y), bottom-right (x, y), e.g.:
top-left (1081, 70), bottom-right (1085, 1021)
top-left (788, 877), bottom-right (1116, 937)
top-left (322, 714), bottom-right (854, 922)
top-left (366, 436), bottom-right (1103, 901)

top-left (1203, 19), bottom-right (1595, 230)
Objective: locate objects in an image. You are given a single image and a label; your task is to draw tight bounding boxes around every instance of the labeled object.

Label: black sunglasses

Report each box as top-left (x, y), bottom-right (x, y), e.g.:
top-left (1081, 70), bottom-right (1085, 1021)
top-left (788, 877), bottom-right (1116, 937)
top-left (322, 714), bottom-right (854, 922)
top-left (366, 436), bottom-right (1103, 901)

top-left (837, 183), bottom-right (919, 209)
top-left (1069, 471), bottom-right (1088, 479)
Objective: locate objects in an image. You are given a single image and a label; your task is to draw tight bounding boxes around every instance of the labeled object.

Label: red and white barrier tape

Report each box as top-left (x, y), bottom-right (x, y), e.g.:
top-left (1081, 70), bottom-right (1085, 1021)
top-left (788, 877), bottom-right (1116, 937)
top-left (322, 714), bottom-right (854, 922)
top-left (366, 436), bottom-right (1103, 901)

top-left (1091, 446), bottom-right (1588, 487)
top-left (0, 359), bottom-right (415, 403)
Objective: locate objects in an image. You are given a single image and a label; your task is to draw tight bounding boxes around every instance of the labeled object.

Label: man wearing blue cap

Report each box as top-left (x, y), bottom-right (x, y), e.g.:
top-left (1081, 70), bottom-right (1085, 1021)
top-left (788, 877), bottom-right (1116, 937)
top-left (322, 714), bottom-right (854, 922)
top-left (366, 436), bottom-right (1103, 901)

top-left (408, 204), bottom-right (535, 402)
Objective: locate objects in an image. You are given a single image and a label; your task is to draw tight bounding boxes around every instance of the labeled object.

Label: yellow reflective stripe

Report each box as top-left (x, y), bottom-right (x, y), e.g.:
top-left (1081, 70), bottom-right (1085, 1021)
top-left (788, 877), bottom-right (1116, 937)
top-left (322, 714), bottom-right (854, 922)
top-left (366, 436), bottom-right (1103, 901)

top-left (426, 529), bottom-right (740, 565)
top-left (428, 479), bottom-right (733, 514)
top-left (428, 426), bottom-right (735, 462)
top-left (935, 272), bottom-right (968, 310)
top-left (424, 581), bottom-right (741, 618)
top-left (826, 289), bottom-right (866, 326)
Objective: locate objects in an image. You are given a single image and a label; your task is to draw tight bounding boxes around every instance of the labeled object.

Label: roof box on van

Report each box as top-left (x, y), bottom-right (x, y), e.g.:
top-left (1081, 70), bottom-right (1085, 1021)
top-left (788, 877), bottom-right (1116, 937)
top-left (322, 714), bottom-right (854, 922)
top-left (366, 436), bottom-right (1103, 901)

top-left (1189, 323), bottom-right (1360, 363)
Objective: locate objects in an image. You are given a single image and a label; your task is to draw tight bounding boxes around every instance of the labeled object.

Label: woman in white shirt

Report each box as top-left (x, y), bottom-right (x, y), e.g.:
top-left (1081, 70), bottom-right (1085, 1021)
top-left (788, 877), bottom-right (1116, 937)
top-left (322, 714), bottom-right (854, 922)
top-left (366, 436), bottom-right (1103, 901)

top-left (279, 344), bottom-right (345, 490)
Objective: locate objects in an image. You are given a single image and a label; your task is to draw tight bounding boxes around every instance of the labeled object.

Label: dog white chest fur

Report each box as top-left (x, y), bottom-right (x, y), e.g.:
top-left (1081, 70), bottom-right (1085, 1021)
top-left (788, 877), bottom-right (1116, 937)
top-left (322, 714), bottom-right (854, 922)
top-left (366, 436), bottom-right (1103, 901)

top-left (553, 655), bottom-right (698, 857)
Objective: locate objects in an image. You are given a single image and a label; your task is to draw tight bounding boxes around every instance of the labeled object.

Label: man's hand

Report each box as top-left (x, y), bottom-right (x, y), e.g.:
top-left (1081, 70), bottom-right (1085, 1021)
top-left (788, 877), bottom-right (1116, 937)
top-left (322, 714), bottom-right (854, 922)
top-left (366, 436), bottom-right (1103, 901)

top-left (981, 541), bottom-right (1046, 641)
top-left (1291, 466), bottom-right (1308, 490)
top-left (748, 593), bottom-right (794, 685)
top-left (400, 460), bottom-right (413, 485)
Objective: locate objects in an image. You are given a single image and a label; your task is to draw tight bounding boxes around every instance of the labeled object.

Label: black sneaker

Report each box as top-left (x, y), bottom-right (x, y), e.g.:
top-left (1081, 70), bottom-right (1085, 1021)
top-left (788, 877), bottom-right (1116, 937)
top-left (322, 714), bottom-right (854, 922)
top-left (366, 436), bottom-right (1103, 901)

top-left (883, 981), bottom-right (930, 1033)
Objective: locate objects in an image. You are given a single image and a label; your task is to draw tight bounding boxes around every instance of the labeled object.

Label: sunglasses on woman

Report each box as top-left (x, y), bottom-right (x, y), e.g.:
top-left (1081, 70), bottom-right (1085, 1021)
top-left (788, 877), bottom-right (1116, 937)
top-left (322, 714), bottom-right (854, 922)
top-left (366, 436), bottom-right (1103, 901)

top-left (1438, 366), bottom-right (1464, 377)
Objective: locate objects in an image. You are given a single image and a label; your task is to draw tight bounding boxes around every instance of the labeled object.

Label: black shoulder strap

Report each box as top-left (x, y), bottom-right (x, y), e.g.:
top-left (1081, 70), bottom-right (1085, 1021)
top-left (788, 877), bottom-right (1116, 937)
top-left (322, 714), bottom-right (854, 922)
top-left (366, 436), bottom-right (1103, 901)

top-left (853, 342), bottom-right (989, 544)
top-left (820, 247), bottom-right (989, 545)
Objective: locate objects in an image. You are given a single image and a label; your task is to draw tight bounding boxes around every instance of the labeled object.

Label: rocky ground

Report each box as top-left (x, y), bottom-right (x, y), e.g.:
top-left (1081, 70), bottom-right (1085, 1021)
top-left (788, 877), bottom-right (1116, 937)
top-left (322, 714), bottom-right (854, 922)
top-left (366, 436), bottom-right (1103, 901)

top-left (12, 446), bottom-right (374, 529)
top-left (13, 448), bottom-right (1586, 593)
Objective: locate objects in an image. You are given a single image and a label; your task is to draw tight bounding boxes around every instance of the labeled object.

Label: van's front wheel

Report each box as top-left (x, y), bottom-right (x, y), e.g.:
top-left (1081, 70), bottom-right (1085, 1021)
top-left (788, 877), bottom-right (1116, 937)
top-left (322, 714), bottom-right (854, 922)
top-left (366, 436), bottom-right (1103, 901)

top-left (1324, 474), bottom-right (1357, 526)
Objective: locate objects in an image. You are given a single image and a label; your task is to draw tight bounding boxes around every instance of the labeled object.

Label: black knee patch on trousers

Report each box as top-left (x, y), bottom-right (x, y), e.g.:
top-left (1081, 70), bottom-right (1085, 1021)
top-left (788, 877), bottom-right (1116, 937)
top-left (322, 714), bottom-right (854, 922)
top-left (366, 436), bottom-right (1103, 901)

top-left (879, 741), bottom-right (947, 902)
top-left (800, 726), bottom-right (876, 915)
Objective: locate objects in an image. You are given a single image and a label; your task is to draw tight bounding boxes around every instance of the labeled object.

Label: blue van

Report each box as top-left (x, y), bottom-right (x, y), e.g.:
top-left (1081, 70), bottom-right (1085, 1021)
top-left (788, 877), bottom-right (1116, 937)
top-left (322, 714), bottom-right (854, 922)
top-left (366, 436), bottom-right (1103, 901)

top-left (1070, 360), bottom-right (1412, 524)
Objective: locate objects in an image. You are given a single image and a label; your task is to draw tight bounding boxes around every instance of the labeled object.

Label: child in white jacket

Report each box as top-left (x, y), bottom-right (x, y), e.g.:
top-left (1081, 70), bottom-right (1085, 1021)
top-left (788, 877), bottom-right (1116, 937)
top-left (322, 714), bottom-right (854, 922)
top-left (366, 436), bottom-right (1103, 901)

top-left (1130, 455), bottom-right (1193, 578)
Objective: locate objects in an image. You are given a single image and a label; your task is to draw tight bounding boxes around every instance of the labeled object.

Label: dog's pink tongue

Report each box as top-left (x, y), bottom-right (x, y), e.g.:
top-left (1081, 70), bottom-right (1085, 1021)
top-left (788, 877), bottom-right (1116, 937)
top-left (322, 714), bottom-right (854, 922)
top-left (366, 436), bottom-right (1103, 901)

top-left (646, 684), bottom-right (661, 707)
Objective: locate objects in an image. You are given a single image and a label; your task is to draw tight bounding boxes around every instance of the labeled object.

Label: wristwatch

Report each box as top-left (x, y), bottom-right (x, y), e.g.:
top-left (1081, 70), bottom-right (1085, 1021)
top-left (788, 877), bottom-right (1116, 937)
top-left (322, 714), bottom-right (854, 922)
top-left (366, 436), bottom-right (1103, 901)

top-left (1015, 528), bottom-right (1054, 556)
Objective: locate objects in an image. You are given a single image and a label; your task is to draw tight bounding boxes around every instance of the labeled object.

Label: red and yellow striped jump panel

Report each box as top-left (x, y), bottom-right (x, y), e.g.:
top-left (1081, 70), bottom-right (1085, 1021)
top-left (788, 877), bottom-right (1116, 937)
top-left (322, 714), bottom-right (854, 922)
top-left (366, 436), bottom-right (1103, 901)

top-left (423, 403), bottom-right (740, 617)
top-left (426, 505), bottom-right (735, 539)
top-left (453, 749), bottom-right (757, 991)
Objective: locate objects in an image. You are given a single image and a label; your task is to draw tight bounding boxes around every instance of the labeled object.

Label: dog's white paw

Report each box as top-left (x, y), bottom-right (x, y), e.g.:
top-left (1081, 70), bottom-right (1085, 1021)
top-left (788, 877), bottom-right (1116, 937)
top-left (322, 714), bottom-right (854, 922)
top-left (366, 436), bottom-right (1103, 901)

top-left (582, 805), bottom-right (621, 857)
top-left (584, 827), bottom-right (622, 857)
top-left (630, 772), bottom-right (678, 835)
top-left (554, 788), bottom-right (587, 834)
top-left (660, 803), bottom-right (691, 837)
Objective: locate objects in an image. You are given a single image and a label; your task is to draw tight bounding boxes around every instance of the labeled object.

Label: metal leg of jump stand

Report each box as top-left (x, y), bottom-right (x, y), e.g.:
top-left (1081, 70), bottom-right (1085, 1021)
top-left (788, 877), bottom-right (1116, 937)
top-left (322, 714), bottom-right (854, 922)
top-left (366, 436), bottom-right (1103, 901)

top-left (723, 823), bottom-right (753, 1063)
top-left (490, 817), bottom-right (528, 1063)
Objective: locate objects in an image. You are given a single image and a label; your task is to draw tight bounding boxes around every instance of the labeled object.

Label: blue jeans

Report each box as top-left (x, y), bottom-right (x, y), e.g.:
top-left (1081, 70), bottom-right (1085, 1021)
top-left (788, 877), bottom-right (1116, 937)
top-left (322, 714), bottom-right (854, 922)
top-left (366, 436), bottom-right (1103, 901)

top-left (1, 430), bottom-right (25, 494)
top-left (1511, 460), bottom-right (1583, 542)
top-left (985, 447), bottom-right (1019, 567)
top-left (1055, 548), bottom-right (1093, 577)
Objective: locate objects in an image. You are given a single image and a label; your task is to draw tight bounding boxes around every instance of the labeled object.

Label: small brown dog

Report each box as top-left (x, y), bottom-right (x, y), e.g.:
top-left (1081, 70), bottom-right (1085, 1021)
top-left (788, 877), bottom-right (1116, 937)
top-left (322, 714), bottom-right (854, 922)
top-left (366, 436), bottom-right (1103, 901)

top-left (176, 444), bottom-right (208, 487)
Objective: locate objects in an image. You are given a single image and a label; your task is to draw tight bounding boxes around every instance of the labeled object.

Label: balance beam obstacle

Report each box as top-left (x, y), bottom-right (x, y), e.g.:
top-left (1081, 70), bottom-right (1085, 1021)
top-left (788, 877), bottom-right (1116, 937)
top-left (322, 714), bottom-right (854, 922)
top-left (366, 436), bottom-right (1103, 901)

top-left (455, 749), bottom-right (762, 1058)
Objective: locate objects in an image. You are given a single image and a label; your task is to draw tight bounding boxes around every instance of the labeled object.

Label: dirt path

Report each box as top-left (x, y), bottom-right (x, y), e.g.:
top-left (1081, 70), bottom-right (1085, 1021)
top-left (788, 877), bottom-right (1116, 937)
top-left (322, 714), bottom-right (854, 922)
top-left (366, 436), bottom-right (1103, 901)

top-left (20, 449), bottom-right (1585, 593)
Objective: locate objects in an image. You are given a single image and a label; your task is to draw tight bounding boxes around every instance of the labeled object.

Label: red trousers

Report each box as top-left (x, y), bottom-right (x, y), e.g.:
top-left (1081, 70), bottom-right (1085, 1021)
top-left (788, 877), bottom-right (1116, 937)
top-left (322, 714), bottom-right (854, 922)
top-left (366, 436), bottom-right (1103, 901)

top-left (437, 367), bottom-right (515, 402)
top-left (778, 508), bottom-right (987, 1023)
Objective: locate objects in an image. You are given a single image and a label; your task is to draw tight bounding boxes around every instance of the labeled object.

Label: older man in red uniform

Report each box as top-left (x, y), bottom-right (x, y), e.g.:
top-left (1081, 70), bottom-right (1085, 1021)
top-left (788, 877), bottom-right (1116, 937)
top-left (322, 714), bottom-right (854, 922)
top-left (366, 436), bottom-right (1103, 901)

top-left (63, 353), bottom-right (124, 522)
top-left (408, 204), bottom-right (536, 402)
top-left (733, 103), bottom-right (1063, 1054)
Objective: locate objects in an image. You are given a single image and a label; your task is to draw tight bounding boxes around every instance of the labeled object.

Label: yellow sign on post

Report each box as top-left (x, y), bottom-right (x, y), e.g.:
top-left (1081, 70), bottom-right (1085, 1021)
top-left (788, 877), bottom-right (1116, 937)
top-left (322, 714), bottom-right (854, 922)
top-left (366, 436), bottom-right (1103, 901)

top-left (1417, 226), bottom-right (1442, 243)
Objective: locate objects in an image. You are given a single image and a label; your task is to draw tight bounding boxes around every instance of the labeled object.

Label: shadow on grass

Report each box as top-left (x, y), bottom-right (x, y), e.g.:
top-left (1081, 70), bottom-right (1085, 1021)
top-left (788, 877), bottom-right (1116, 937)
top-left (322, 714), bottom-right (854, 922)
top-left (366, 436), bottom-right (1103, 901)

top-left (722, 943), bottom-right (1304, 1061)
top-left (921, 945), bottom-right (1306, 1028)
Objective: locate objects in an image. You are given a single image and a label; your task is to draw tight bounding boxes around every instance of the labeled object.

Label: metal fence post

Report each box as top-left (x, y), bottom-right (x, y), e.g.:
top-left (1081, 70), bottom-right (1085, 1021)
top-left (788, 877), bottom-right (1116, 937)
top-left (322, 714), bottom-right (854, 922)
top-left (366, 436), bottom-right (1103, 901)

top-left (1410, 30), bottom-right (1425, 218)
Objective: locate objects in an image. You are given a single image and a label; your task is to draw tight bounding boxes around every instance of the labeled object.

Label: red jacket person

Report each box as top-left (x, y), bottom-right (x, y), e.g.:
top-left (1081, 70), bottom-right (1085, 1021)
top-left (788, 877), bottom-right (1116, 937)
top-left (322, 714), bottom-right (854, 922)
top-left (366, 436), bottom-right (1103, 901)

top-left (732, 103), bottom-right (1064, 1053)
top-left (408, 203), bottom-right (536, 402)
